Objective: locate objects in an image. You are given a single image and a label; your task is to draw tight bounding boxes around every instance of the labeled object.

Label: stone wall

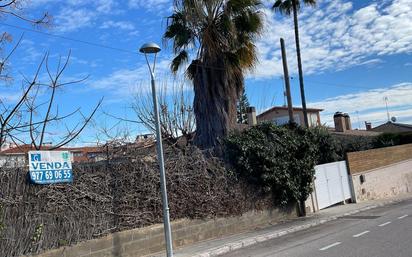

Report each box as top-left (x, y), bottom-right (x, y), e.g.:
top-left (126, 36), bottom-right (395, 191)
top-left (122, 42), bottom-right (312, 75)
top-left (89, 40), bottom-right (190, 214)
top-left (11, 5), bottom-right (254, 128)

top-left (25, 207), bottom-right (296, 257)
top-left (347, 143), bottom-right (412, 175)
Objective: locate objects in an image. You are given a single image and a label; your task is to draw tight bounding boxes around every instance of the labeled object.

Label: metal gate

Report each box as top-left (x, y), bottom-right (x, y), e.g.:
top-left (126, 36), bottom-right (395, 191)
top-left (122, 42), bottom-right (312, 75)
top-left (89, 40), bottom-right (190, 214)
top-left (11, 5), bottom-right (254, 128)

top-left (314, 161), bottom-right (352, 210)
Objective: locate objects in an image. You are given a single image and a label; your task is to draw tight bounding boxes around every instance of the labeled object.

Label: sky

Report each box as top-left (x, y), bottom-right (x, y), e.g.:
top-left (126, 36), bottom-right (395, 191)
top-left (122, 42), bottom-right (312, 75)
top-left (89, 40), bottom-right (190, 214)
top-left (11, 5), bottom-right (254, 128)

top-left (1, 0), bottom-right (412, 145)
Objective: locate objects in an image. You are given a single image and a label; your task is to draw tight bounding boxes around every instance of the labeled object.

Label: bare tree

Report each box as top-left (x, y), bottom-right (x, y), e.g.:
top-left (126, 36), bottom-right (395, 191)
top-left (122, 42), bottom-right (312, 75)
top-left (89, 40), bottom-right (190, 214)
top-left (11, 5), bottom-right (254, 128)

top-left (0, 0), bottom-right (51, 80)
top-left (0, 0), bottom-right (50, 25)
top-left (0, 50), bottom-right (102, 150)
top-left (132, 78), bottom-right (195, 144)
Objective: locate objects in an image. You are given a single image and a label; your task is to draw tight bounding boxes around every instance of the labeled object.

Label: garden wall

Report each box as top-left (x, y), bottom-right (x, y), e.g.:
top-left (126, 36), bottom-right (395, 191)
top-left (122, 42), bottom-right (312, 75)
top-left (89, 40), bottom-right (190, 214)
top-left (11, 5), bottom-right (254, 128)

top-left (0, 146), bottom-right (276, 257)
top-left (347, 144), bottom-right (412, 202)
top-left (25, 207), bottom-right (295, 257)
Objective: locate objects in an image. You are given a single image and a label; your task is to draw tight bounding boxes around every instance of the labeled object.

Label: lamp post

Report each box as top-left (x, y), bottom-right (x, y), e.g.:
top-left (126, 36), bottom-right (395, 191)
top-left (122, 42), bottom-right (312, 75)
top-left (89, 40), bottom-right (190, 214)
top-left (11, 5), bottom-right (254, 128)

top-left (139, 42), bottom-right (174, 257)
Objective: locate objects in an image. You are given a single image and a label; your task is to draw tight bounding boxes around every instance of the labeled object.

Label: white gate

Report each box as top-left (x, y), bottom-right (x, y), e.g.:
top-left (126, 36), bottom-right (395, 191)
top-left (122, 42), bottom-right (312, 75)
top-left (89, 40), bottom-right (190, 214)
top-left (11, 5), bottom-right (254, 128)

top-left (314, 161), bottom-right (352, 210)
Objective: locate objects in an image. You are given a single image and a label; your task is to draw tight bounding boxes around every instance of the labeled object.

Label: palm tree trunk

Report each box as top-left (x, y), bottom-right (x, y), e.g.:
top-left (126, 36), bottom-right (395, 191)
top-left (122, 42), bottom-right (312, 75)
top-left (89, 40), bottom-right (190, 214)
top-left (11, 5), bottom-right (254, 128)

top-left (292, 0), bottom-right (309, 127)
top-left (192, 62), bottom-right (238, 149)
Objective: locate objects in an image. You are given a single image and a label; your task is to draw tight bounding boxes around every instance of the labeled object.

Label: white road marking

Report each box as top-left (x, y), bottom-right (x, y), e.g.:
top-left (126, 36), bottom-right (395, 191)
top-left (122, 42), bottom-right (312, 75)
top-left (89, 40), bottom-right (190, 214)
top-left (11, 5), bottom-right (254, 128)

top-left (353, 230), bottom-right (370, 238)
top-left (378, 221), bottom-right (391, 227)
top-left (319, 242), bottom-right (341, 251)
top-left (398, 215), bottom-right (408, 219)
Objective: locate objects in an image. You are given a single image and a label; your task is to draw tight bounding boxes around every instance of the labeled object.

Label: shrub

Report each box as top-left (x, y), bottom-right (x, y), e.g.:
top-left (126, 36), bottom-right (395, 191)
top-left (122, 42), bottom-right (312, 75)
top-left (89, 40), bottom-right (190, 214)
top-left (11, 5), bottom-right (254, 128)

top-left (225, 123), bottom-right (318, 215)
top-left (373, 133), bottom-right (400, 147)
top-left (332, 134), bottom-right (375, 158)
top-left (373, 131), bottom-right (412, 148)
top-left (310, 126), bottom-right (340, 164)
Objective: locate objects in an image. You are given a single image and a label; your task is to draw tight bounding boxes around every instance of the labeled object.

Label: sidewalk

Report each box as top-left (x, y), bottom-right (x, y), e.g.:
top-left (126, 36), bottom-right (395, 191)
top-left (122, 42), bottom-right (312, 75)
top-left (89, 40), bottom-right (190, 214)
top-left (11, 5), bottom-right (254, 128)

top-left (149, 194), bottom-right (412, 257)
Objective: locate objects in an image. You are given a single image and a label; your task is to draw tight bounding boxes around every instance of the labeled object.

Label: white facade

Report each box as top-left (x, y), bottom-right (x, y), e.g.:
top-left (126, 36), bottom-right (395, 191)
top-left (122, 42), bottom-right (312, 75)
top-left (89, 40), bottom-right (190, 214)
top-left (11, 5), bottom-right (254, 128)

top-left (0, 153), bottom-right (26, 168)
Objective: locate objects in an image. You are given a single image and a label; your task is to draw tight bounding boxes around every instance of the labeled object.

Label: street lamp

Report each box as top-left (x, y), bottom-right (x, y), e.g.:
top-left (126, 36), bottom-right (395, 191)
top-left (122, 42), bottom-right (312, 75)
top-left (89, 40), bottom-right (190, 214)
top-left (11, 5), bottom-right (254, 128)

top-left (139, 42), bottom-right (174, 257)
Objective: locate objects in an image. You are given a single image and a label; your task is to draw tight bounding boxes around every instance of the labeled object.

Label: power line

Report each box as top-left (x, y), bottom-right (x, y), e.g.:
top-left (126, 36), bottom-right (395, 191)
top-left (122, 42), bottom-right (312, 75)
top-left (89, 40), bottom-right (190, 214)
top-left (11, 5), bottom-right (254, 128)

top-left (0, 22), bottom-right (393, 91)
top-left (0, 22), bottom-right (137, 54)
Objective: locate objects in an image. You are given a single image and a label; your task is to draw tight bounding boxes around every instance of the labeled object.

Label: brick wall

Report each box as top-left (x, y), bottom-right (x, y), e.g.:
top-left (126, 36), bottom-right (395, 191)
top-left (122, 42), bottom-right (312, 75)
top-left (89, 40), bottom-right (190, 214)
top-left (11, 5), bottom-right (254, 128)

top-left (347, 144), bottom-right (412, 175)
top-left (25, 207), bottom-right (296, 257)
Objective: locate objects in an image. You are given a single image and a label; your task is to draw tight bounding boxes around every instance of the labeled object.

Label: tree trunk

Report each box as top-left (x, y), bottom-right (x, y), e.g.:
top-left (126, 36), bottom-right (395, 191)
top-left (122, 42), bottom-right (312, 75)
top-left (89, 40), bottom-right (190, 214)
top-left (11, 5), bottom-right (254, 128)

top-left (191, 60), bottom-right (240, 149)
top-left (292, 0), bottom-right (309, 127)
top-left (298, 200), bottom-right (307, 217)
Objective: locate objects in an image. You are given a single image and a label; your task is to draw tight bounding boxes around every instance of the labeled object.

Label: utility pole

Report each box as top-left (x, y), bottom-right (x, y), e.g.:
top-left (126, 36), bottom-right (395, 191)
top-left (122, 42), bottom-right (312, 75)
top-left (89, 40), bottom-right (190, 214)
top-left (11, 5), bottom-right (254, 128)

top-left (280, 38), bottom-right (294, 124)
top-left (384, 96), bottom-right (390, 122)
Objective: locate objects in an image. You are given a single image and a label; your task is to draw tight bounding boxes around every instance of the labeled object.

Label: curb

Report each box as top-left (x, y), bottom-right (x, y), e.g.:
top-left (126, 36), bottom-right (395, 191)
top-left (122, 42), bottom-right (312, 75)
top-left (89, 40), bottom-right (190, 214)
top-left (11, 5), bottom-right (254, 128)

top-left (191, 198), bottom-right (405, 257)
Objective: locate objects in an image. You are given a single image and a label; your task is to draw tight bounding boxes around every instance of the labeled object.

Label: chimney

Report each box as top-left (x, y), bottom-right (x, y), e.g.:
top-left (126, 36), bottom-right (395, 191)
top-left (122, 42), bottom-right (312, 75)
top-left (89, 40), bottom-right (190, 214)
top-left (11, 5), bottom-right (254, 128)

top-left (365, 122), bottom-right (372, 131)
top-left (247, 106), bottom-right (257, 126)
top-left (333, 112), bottom-right (346, 132)
top-left (343, 113), bottom-right (352, 131)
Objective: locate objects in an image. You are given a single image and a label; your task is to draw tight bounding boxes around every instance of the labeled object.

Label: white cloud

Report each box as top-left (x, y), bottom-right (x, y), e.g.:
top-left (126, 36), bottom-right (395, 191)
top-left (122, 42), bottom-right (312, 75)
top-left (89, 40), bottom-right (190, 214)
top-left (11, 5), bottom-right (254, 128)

top-left (358, 58), bottom-right (385, 67)
top-left (95, 0), bottom-right (117, 13)
top-left (0, 92), bottom-right (21, 104)
top-left (251, 0), bottom-right (412, 79)
top-left (308, 82), bottom-right (412, 127)
top-left (100, 20), bottom-right (135, 30)
top-left (53, 0), bottom-right (120, 32)
top-left (128, 0), bottom-right (172, 13)
top-left (54, 8), bottom-right (95, 32)
top-left (87, 59), bottom-right (172, 99)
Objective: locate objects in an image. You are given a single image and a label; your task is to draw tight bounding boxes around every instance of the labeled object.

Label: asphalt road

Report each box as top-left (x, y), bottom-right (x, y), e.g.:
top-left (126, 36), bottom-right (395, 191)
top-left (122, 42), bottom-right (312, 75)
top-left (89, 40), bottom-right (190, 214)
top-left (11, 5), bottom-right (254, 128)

top-left (221, 199), bottom-right (412, 257)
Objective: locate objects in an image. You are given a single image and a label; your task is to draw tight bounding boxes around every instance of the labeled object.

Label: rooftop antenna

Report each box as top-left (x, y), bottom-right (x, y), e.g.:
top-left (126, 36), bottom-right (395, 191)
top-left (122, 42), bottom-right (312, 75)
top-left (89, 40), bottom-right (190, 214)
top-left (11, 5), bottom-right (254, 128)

top-left (384, 96), bottom-right (390, 122)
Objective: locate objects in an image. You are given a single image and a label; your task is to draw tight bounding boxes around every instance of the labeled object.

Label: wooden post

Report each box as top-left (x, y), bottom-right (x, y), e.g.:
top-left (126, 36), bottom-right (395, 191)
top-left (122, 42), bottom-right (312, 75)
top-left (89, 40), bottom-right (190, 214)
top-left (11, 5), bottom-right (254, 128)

top-left (280, 38), bottom-right (294, 124)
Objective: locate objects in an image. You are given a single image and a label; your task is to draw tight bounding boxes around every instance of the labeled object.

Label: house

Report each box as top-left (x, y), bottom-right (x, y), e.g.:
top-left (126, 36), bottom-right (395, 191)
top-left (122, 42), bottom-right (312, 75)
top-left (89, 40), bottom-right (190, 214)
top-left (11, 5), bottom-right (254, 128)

top-left (0, 144), bottom-right (35, 168)
top-left (330, 112), bottom-right (381, 137)
top-left (257, 106), bottom-right (323, 127)
top-left (68, 146), bottom-right (106, 163)
top-left (0, 144), bottom-right (106, 168)
top-left (370, 121), bottom-right (412, 133)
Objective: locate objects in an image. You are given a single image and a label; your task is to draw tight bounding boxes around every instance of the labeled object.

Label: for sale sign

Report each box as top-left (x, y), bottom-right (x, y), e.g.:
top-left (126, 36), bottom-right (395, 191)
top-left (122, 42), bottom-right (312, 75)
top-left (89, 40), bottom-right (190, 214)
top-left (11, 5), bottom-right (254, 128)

top-left (28, 151), bottom-right (73, 184)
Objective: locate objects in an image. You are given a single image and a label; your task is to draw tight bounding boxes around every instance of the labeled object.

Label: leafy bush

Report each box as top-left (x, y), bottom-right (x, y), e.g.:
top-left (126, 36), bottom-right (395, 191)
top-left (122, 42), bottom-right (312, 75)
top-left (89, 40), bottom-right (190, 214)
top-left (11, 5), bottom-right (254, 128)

top-left (310, 126), bottom-right (340, 164)
top-left (225, 123), bottom-right (318, 210)
top-left (332, 134), bottom-right (375, 158)
top-left (373, 133), bottom-right (400, 147)
top-left (374, 131), bottom-right (412, 148)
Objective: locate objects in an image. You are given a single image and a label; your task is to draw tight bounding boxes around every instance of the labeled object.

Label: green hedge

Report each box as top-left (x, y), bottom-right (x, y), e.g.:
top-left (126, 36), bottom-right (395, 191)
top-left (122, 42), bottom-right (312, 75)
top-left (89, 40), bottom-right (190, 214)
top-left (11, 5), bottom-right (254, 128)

top-left (224, 124), bottom-right (412, 210)
top-left (373, 131), bottom-right (412, 147)
top-left (225, 123), bottom-right (318, 207)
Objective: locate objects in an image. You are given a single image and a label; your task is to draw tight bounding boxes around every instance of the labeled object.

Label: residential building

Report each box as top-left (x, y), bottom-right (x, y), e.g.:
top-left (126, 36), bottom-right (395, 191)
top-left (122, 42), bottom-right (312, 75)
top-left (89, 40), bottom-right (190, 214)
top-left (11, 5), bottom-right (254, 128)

top-left (0, 144), bottom-right (105, 168)
top-left (257, 106), bottom-right (323, 127)
top-left (330, 112), bottom-right (381, 137)
top-left (371, 122), bottom-right (412, 133)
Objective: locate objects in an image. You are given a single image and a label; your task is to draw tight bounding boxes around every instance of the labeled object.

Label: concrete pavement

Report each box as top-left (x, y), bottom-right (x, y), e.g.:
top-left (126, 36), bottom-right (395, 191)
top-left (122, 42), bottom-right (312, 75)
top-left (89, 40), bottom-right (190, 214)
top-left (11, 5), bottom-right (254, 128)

top-left (148, 194), bottom-right (412, 257)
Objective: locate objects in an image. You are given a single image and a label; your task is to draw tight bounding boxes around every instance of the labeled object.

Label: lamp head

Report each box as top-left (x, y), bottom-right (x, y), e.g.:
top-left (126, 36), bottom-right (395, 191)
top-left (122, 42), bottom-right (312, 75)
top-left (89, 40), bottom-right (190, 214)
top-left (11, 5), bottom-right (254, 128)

top-left (139, 43), bottom-right (161, 54)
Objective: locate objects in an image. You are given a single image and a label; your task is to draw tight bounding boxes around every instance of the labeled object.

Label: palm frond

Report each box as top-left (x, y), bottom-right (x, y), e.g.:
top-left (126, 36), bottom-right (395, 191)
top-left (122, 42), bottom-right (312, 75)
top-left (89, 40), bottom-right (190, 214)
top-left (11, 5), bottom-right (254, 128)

top-left (165, 0), bottom-right (263, 79)
top-left (164, 11), bottom-right (196, 52)
top-left (171, 50), bottom-right (188, 74)
top-left (272, 0), bottom-right (316, 15)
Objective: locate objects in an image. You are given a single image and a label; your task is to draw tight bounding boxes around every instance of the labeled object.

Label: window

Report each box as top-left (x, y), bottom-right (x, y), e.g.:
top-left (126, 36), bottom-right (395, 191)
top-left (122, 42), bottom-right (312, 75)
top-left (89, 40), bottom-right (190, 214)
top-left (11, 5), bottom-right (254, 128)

top-left (73, 152), bottom-right (83, 157)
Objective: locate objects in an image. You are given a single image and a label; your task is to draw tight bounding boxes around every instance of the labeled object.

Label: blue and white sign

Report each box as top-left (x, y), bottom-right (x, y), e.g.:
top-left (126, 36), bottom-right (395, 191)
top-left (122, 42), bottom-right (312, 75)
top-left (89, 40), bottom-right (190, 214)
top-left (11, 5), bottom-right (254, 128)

top-left (28, 151), bottom-right (73, 184)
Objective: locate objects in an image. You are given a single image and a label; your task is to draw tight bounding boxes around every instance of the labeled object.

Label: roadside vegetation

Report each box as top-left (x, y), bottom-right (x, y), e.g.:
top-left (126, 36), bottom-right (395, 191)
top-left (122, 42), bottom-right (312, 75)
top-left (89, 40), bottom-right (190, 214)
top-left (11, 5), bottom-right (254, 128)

top-left (225, 123), bottom-right (319, 216)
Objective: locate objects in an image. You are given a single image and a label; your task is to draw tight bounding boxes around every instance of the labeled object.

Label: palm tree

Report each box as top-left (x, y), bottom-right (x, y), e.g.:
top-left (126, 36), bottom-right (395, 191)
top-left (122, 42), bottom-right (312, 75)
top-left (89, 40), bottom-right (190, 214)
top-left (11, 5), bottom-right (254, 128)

top-left (164, 0), bottom-right (263, 149)
top-left (273, 0), bottom-right (316, 127)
